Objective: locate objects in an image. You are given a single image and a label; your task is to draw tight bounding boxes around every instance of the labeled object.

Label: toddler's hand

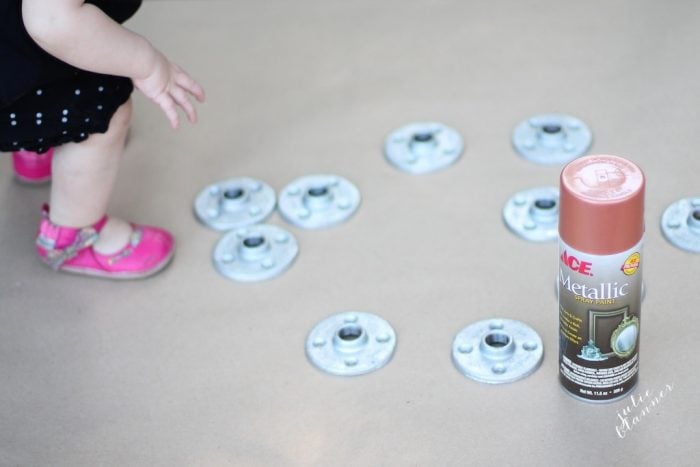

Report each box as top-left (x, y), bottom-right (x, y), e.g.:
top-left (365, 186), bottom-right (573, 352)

top-left (133, 51), bottom-right (205, 129)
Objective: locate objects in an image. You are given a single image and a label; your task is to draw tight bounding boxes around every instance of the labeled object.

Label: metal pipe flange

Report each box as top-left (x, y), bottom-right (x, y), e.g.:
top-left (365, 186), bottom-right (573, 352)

top-left (213, 224), bottom-right (299, 282)
top-left (306, 312), bottom-right (397, 376)
top-left (512, 114), bottom-right (592, 165)
top-left (194, 178), bottom-right (276, 231)
top-left (278, 174), bottom-right (361, 229)
top-left (503, 186), bottom-right (559, 242)
top-left (452, 318), bottom-right (543, 384)
top-left (384, 122), bottom-right (464, 174)
top-left (661, 197), bottom-right (700, 253)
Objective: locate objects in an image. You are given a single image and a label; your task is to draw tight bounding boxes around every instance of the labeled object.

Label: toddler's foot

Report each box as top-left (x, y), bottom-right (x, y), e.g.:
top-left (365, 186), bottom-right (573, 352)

top-left (12, 149), bottom-right (53, 184)
top-left (93, 217), bottom-right (136, 255)
top-left (35, 205), bottom-right (174, 279)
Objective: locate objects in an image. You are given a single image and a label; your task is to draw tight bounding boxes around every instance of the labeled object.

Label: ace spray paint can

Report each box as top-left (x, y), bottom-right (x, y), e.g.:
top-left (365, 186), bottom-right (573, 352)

top-left (558, 155), bottom-right (645, 402)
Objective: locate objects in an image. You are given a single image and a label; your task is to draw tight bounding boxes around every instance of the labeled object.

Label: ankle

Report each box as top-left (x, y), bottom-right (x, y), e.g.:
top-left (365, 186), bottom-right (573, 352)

top-left (48, 209), bottom-right (105, 230)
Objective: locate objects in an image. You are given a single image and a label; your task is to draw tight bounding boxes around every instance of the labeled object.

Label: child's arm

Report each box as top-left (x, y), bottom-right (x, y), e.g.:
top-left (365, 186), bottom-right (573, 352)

top-left (22, 0), bottom-right (205, 129)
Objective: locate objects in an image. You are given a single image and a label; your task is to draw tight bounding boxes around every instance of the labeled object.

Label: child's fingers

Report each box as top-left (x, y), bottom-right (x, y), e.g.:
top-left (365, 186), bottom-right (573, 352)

top-left (172, 86), bottom-right (197, 124)
top-left (175, 71), bottom-right (205, 102)
top-left (155, 93), bottom-right (179, 129)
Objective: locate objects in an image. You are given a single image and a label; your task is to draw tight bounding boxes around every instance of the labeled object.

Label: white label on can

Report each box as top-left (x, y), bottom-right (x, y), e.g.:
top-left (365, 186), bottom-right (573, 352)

top-left (558, 238), bottom-right (643, 401)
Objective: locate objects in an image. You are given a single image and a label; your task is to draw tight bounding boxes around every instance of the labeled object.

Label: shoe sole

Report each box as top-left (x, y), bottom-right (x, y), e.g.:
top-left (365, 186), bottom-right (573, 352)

top-left (44, 248), bottom-right (175, 280)
top-left (14, 174), bottom-right (51, 185)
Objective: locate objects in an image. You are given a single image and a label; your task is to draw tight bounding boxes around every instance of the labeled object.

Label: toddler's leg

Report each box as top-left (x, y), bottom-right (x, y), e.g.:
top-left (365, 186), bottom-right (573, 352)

top-left (49, 99), bottom-right (134, 254)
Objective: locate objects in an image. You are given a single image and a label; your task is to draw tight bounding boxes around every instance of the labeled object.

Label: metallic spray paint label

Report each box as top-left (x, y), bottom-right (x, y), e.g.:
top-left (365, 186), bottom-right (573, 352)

top-left (558, 239), bottom-right (643, 402)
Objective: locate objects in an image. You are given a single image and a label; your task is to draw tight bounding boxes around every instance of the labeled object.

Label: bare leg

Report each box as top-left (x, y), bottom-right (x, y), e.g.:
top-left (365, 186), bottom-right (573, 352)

top-left (49, 99), bottom-right (133, 254)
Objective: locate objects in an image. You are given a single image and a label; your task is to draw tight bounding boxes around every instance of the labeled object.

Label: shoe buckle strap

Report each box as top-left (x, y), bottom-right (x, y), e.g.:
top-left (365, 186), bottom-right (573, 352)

top-left (106, 228), bottom-right (143, 266)
top-left (42, 227), bottom-right (100, 270)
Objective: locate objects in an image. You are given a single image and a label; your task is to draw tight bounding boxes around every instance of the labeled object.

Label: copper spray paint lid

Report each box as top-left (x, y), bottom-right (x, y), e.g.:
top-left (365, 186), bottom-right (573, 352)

top-left (559, 155), bottom-right (645, 255)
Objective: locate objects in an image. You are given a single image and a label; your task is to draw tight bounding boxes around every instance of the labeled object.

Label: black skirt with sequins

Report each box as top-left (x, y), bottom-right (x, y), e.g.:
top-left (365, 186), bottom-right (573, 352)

top-left (0, 0), bottom-right (142, 154)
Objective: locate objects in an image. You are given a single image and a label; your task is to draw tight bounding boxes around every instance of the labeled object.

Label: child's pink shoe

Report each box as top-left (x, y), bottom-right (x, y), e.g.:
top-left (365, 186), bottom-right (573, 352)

top-left (35, 206), bottom-right (175, 279)
top-left (12, 149), bottom-right (53, 184)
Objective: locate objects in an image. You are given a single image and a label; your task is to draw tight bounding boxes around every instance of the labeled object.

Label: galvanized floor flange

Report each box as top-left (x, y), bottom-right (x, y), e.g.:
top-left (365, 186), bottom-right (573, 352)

top-left (194, 177), bottom-right (276, 231)
top-left (278, 174), bottom-right (361, 229)
top-left (503, 186), bottom-right (559, 242)
top-left (512, 114), bottom-right (592, 165)
top-left (384, 122), bottom-right (464, 174)
top-left (306, 311), bottom-right (397, 376)
top-left (661, 197), bottom-right (700, 253)
top-left (213, 224), bottom-right (299, 282)
top-left (452, 318), bottom-right (543, 384)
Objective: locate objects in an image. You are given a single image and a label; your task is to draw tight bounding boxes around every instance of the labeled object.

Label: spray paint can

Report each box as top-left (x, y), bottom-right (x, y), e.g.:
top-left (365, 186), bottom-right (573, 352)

top-left (558, 155), bottom-right (645, 402)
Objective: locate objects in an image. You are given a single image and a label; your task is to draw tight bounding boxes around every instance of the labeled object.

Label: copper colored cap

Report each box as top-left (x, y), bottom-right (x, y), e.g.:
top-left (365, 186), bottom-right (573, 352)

top-left (559, 155), bottom-right (645, 255)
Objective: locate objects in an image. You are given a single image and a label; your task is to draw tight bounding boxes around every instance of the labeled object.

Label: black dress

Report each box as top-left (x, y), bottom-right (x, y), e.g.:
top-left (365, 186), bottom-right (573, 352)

top-left (0, 0), bottom-right (143, 154)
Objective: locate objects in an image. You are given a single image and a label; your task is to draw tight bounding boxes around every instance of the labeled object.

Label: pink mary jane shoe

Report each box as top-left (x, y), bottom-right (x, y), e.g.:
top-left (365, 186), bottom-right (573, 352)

top-left (12, 149), bottom-right (53, 184)
top-left (35, 206), bottom-right (175, 279)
